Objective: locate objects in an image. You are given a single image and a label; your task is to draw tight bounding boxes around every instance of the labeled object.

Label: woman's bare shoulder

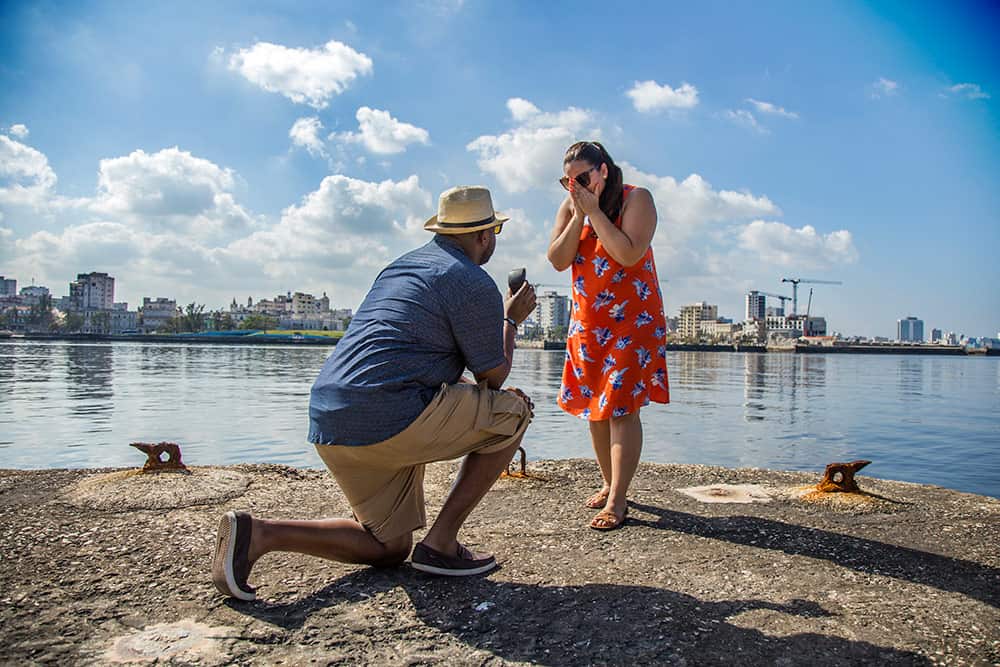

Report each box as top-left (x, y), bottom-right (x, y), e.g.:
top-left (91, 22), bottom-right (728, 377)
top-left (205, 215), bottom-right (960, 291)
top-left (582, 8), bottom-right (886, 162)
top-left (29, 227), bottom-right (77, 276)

top-left (623, 186), bottom-right (655, 213)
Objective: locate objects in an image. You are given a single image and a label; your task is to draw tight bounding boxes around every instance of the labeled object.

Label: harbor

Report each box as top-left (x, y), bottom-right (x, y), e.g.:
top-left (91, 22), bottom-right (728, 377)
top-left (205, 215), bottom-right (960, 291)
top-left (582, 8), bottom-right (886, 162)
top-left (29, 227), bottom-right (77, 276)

top-left (1, 458), bottom-right (996, 664)
top-left (0, 333), bottom-right (988, 355)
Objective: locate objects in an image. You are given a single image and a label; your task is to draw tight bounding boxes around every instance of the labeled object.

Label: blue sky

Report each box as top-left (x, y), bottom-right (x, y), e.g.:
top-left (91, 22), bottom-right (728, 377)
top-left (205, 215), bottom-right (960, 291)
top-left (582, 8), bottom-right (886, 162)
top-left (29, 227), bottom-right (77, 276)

top-left (1, 0), bottom-right (997, 338)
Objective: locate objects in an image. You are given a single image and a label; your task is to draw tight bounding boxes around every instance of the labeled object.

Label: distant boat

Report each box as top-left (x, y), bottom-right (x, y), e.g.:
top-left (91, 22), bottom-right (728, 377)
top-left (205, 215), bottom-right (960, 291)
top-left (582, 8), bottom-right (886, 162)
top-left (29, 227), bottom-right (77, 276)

top-left (0, 330), bottom-right (13, 339)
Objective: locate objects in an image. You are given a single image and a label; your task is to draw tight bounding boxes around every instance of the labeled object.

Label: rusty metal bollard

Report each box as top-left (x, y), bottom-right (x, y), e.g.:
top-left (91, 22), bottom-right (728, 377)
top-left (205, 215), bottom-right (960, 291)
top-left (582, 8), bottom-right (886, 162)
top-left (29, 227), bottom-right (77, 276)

top-left (130, 442), bottom-right (188, 473)
top-left (816, 459), bottom-right (871, 493)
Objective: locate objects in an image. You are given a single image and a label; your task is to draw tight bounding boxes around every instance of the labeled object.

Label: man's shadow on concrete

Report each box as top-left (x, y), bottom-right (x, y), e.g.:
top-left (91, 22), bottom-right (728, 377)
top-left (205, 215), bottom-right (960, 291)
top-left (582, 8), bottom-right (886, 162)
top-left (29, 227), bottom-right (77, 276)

top-left (236, 568), bottom-right (929, 665)
top-left (626, 501), bottom-right (999, 609)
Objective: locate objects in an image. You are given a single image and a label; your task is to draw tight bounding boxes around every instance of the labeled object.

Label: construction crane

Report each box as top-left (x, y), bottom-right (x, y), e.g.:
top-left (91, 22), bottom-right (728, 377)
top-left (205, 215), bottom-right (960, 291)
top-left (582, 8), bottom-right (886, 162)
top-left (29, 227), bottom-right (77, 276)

top-left (781, 278), bottom-right (842, 316)
top-left (803, 288), bottom-right (814, 336)
top-left (749, 290), bottom-right (793, 315)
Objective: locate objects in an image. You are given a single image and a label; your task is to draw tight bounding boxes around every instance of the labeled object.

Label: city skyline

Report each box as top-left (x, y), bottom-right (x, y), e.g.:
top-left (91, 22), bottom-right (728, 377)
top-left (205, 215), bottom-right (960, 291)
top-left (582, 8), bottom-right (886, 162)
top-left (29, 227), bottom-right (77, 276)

top-left (4, 268), bottom-right (989, 342)
top-left (1, 1), bottom-right (998, 338)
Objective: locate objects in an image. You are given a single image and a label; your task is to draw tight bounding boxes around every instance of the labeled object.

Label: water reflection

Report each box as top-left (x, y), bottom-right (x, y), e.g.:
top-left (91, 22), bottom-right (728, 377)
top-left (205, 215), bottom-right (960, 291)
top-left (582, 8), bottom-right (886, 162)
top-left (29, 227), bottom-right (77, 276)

top-left (64, 344), bottom-right (115, 434)
top-left (0, 342), bottom-right (997, 498)
top-left (897, 358), bottom-right (924, 398)
top-left (672, 350), bottom-right (728, 390)
top-left (743, 353), bottom-right (766, 422)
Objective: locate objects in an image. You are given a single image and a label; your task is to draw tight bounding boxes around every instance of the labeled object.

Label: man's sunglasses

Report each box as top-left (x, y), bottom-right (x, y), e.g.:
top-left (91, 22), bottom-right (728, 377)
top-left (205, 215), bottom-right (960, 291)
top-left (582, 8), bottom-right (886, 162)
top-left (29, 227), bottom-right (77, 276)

top-left (559, 165), bottom-right (599, 191)
top-left (493, 224), bottom-right (503, 235)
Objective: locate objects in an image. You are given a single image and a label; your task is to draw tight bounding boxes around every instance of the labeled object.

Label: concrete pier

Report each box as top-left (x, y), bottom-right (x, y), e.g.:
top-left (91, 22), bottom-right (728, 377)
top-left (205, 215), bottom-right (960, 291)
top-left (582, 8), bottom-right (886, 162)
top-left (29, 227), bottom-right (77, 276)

top-left (0, 460), bottom-right (997, 665)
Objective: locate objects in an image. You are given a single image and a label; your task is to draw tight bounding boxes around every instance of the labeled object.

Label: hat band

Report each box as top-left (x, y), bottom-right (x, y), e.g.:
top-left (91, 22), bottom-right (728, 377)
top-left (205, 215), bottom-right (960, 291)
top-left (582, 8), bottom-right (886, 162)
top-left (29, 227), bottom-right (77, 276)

top-left (437, 214), bottom-right (496, 229)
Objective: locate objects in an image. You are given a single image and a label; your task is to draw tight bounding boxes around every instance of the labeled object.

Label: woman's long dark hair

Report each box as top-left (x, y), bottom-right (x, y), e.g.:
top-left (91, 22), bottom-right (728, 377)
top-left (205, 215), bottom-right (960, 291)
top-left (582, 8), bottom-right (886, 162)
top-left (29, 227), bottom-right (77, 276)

top-left (563, 141), bottom-right (625, 223)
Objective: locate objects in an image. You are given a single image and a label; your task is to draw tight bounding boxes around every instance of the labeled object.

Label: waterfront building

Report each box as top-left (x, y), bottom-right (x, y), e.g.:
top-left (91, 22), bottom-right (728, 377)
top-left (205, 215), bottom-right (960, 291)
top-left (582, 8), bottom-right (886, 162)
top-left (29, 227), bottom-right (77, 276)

top-left (535, 290), bottom-right (570, 337)
top-left (931, 328), bottom-right (942, 343)
top-left (0, 276), bottom-right (16, 298)
top-left (766, 313), bottom-right (796, 334)
top-left (110, 309), bottom-right (138, 334)
top-left (69, 272), bottom-right (115, 311)
top-left (745, 291), bottom-right (765, 321)
top-left (738, 319), bottom-right (767, 342)
top-left (253, 294), bottom-right (291, 316)
top-left (291, 291), bottom-right (317, 316)
top-left (803, 316), bottom-right (827, 336)
top-left (19, 285), bottom-right (50, 306)
top-left (679, 302), bottom-right (718, 339)
top-left (700, 318), bottom-right (735, 339)
top-left (763, 314), bottom-right (825, 339)
top-left (230, 292), bottom-right (352, 330)
top-left (897, 316), bottom-right (924, 342)
top-left (279, 313), bottom-right (349, 331)
top-left (518, 317), bottom-right (543, 338)
top-left (140, 297), bottom-right (178, 332)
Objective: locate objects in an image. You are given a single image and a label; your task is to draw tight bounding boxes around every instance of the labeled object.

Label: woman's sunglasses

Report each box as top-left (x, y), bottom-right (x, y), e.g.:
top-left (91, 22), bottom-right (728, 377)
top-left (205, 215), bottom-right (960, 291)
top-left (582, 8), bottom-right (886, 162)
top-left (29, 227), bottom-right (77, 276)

top-left (559, 165), bottom-right (599, 191)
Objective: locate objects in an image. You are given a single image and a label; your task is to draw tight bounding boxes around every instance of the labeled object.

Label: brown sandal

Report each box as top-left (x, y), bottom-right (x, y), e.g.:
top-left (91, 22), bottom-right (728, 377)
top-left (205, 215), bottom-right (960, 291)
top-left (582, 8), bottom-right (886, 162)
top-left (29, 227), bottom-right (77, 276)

top-left (589, 507), bottom-right (628, 531)
top-left (585, 489), bottom-right (610, 509)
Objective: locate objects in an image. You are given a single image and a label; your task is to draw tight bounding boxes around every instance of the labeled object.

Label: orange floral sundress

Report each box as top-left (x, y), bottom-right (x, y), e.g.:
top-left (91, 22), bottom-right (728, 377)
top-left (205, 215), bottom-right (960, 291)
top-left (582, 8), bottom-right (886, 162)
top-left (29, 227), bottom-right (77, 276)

top-left (557, 184), bottom-right (670, 420)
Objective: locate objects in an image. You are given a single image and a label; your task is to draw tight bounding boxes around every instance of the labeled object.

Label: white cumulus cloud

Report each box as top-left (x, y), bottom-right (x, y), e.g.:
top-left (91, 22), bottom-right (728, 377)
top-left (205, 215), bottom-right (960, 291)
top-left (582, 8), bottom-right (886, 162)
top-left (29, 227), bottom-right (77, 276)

top-left (334, 107), bottom-right (430, 155)
top-left (4, 166), bottom-right (436, 309)
top-left (738, 220), bottom-right (858, 268)
top-left (623, 163), bottom-right (780, 236)
top-left (626, 80), bottom-right (699, 112)
top-left (467, 98), bottom-right (599, 193)
top-left (723, 109), bottom-right (765, 133)
top-left (746, 98), bottom-right (799, 119)
top-left (946, 83), bottom-right (990, 100)
top-left (227, 174), bottom-right (432, 282)
top-left (227, 39), bottom-right (373, 109)
top-left (0, 134), bottom-right (58, 208)
top-left (289, 117), bottom-right (327, 157)
top-left (871, 77), bottom-right (899, 99)
top-left (90, 146), bottom-right (256, 241)
top-left (9, 124), bottom-right (29, 139)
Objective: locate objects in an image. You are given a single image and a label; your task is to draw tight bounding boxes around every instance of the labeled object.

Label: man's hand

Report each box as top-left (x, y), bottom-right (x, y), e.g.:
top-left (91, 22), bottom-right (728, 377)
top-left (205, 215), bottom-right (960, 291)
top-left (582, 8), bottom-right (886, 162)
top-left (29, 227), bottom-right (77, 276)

top-left (504, 282), bottom-right (537, 324)
top-left (504, 386), bottom-right (534, 415)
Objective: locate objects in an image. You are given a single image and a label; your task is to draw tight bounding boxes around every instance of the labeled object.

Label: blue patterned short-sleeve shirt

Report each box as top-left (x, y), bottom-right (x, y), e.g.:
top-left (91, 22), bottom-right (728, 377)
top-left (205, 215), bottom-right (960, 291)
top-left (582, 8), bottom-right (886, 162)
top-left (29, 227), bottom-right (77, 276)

top-left (308, 236), bottom-right (505, 446)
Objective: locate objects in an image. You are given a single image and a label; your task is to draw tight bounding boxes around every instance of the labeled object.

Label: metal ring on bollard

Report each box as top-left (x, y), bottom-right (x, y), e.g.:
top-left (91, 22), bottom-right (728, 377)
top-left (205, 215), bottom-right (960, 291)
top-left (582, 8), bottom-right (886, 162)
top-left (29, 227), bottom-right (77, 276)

top-left (130, 442), bottom-right (188, 473)
top-left (816, 459), bottom-right (871, 493)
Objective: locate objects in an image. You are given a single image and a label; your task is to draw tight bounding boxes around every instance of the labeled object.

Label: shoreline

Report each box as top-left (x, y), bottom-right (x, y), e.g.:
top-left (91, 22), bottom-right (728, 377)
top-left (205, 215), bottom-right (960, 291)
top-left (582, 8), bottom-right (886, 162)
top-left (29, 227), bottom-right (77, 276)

top-left (1, 459), bottom-right (996, 665)
top-left (3, 333), bottom-right (991, 355)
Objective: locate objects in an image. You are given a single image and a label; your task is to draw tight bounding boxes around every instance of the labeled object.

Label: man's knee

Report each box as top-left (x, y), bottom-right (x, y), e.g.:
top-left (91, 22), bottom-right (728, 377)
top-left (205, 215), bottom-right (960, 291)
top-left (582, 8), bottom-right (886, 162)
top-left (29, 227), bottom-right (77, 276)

top-left (372, 532), bottom-right (413, 568)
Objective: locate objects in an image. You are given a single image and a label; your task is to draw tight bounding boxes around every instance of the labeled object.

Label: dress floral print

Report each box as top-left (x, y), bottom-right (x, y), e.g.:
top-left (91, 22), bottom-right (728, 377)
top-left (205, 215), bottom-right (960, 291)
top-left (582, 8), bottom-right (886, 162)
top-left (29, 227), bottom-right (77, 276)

top-left (558, 184), bottom-right (670, 420)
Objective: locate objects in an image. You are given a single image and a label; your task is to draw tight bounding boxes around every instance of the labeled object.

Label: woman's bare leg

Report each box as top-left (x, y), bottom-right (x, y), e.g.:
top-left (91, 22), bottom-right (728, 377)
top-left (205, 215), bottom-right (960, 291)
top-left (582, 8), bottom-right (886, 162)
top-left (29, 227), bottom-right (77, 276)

top-left (587, 419), bottom-right (612, 506)
top-left (593, 410), bottom-right (642, 527)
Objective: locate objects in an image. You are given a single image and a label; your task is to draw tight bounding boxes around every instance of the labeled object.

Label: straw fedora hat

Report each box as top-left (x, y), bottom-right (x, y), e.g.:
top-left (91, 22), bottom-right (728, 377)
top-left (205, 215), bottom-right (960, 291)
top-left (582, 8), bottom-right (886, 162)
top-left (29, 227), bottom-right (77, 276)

top-left (424, 185), bottom-right (510, 234)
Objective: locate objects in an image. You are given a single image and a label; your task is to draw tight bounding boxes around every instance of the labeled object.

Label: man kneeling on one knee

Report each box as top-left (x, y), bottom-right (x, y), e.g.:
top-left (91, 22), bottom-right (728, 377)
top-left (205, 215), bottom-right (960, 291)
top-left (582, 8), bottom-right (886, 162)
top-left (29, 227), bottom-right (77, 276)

top-left (212, 185), bottom-right (537, 599)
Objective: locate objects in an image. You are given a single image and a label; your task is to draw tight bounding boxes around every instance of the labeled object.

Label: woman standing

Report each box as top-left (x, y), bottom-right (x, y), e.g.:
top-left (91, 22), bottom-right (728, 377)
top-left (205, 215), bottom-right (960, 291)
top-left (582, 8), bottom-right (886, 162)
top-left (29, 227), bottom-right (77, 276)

top-left (547, 141), bottom-right (670, 530)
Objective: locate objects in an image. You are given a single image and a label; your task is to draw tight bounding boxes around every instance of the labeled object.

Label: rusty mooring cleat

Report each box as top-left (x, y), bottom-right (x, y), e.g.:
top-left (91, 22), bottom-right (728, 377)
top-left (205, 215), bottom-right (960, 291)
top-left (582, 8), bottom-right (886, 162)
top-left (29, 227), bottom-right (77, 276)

top-left (500, 447), bottom-right (528, 479)
top-left (130, 442), bottom-right (188, 473)
top-left (816, 459), bottom-right (871, 493)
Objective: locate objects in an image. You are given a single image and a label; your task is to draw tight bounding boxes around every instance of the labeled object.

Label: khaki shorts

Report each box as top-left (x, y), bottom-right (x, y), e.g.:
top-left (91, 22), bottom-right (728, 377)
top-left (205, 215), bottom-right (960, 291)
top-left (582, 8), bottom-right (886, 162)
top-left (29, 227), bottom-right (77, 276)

top-left (315, 381), bottom-right (531, 542)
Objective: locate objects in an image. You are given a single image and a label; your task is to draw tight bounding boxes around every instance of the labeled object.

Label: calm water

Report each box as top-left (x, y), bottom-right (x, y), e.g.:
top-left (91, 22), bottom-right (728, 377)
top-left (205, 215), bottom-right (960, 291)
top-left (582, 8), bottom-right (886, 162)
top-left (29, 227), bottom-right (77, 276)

top-left (1, 340), bottom-right (998, 498)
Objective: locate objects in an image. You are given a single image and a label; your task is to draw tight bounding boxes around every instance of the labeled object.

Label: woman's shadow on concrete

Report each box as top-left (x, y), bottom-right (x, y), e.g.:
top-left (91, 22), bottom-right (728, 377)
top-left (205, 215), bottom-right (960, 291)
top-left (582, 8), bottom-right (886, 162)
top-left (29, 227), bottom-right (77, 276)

top-left (235, 567), bottom-right (930, 665)
top-left (626, 500), bottom-right (999, 609)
